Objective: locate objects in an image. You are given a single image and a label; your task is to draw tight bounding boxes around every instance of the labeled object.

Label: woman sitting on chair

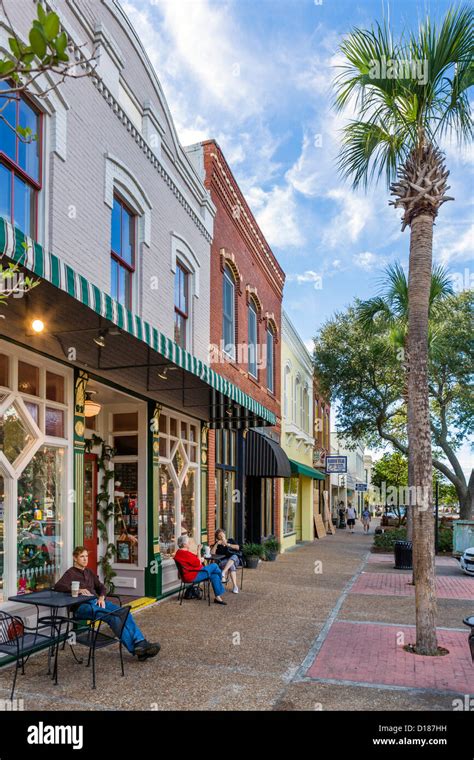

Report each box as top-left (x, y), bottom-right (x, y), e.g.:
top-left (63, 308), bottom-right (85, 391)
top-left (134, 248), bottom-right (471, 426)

top-left (174, 535), bottom-right (227, 605)
top-left (211, 529), bottom-right (242, 594)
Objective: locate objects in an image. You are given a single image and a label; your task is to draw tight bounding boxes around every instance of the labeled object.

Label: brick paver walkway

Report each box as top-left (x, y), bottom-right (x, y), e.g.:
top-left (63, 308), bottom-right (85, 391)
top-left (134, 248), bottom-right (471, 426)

top-left (352, 572), bottom-right (474, 599)
top-left (306, 621), bottom-right (474, 694)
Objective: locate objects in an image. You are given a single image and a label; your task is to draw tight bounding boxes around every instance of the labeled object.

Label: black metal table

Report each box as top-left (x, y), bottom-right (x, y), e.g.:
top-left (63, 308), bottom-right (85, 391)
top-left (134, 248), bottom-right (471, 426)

top-left (8, 590), bottom-right (87, 677)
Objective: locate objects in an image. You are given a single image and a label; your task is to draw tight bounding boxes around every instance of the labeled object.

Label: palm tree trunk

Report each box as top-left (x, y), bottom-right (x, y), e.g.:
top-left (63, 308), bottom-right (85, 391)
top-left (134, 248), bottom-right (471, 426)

top-left (407, 212), bottom-right (438, 655)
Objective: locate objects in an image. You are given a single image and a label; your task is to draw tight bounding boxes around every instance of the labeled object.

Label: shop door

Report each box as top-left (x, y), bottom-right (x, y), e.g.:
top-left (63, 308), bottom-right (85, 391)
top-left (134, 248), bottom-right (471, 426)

top-left (244, 477), bottom-right (262, 544)
top-left (83, 454), bottom-right (98, 573)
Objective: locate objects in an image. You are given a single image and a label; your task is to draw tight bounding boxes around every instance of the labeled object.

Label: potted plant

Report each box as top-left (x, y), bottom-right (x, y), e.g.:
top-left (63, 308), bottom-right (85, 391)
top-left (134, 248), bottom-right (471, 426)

top-left (243, 543), bottom-right (265, 569)
top-left (263, 536), bottom-right (281, 561)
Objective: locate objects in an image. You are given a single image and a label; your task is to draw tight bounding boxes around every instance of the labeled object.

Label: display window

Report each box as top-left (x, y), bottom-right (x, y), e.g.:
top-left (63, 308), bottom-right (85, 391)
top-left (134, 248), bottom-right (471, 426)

top-left (0, 345), bottom-right (70, 601)
top-left (283, 477), bottom-right (299, 535)
top-left (158, 411), bottom-right (199, 559)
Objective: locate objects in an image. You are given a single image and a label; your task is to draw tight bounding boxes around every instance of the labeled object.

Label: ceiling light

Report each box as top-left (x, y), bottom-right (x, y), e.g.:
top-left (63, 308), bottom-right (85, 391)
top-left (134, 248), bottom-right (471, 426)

top-left (31, 319), bottom-right (45, 334)
top-left (93, 330), bottom-right (107, 348)
top-left (84, 391), bottom-right (101, 417)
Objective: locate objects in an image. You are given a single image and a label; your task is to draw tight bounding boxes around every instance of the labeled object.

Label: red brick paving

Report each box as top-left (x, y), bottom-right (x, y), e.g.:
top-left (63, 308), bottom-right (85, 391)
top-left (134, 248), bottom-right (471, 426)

top-left (352, 572), bottom-right (474, 599)
top-left (306, 622), bottom-right (474, 693)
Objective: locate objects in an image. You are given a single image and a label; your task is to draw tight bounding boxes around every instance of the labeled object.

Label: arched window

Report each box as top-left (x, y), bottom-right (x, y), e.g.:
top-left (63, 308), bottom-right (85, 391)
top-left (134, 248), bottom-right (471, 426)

top-left (266, 325), bottom-right (275, 393)
top-left (294, 375), bottom-right (300, 424)
top-left (248, 299), bottom-right (258, 378)
top-left (284, 364), bottom-right (291, 417)
top-left (222, 266), bottom-right (236, 359)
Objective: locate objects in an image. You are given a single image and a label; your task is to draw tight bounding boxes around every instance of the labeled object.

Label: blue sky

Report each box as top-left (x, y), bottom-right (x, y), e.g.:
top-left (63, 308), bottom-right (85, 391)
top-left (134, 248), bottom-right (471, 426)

top-left (123, 0), bottom-right (472, 473)
top-left (123, 0), bottom-right (473, 348)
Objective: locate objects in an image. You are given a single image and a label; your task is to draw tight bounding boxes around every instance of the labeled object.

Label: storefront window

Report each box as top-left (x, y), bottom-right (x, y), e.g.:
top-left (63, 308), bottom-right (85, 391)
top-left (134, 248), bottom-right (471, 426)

top-left (114, 462), bottom-right (138, 565)
top-left (17, 447), bottom-right (63, 594)
top-left (181, 470), bottom-right (195, 536)
top-left (158, 413), bottom-right (200, 557)
top-left (262, 478), bottom-right (273, 537)
top-left (215, 430), bottom-right (237, 536)
top-left (159, 464), bottom-right (176, 558)
top-left (283, 477), bottom-right (299, 535)
top-left (0, 354), bottom-right (9, 387)
top-left (18, 361), bottom-right (39, 396)
top-left (0, 404), bottom-right (33, 465)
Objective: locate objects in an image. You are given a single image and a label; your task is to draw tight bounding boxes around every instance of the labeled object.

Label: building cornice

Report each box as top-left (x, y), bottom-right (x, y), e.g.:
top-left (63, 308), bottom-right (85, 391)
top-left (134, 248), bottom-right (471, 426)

top-left (204, 143), bottom-right (285, 291)
top-left (282, 312), bottom-right (313, 377)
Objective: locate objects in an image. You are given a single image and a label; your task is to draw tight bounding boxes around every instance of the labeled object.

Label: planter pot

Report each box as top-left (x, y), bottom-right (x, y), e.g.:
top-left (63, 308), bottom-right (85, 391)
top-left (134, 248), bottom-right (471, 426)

top-left (266, 551), bottom-right (278, 561)
top-left (245, 556), bottom-right (259, 569)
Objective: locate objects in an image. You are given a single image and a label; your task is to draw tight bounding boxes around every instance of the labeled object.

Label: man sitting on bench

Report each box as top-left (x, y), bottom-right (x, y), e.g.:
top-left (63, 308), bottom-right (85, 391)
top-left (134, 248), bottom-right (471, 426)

top-left (55, 546), bottom-right (160, 661)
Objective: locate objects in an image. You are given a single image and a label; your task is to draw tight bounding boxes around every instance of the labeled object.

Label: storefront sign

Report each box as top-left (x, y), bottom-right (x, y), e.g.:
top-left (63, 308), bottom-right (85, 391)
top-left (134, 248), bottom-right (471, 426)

top-left (355, 483), bottom-right (368, 491)
top-left (313, 448), bottom-right (326, 467)
top-left (325, 456), bottom-right (347, 473)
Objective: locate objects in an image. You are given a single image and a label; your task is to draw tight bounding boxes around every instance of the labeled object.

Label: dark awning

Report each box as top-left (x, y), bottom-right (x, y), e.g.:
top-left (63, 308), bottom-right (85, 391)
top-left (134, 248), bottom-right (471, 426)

top-left (245, 430), bottom-right (291, 478)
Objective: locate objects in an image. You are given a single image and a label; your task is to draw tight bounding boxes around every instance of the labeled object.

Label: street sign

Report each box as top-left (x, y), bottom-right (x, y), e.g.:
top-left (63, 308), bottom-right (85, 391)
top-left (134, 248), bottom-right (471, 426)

top-left (325, 456), bottom-right (347, 473)
top-left (355, 483), bottom-right (368, 491)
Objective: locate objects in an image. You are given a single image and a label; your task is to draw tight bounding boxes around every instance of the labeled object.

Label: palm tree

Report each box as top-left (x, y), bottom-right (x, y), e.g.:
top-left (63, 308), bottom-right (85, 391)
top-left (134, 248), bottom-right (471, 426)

top-left (357, 262), bottom-right (453, 542)
top-left (334, 7), bottom-right (473, 655)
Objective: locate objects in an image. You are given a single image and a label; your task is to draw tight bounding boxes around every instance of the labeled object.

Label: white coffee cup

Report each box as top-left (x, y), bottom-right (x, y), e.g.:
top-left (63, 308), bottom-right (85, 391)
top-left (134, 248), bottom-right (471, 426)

top-left (71, 581), bottom-right (80, 598)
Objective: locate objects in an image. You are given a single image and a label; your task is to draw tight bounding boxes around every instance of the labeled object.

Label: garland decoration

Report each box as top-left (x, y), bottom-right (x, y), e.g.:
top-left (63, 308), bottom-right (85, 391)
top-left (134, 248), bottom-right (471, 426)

top-left (84, 434), bottom-right (117, 591)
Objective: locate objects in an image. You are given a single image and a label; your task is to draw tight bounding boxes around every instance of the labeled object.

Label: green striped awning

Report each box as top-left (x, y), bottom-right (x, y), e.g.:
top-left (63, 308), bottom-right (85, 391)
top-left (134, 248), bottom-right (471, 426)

top-left (289, 459), bottom-right (326, 480)
top-left (0, 218), bottom-right (276, 426)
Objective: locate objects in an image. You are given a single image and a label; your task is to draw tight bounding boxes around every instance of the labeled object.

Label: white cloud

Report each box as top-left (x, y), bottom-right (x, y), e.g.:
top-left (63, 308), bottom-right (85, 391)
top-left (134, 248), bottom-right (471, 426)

top-left (353, 251), bottom-right (388, 271)
top-left (245, 184), bottom-right (305, 248)
top-left (287, 270), bottom-right (323, 289)
top-left (435, 223), bottom-right (474, 266)
top-left (323, 188), bottom-right (373, 247)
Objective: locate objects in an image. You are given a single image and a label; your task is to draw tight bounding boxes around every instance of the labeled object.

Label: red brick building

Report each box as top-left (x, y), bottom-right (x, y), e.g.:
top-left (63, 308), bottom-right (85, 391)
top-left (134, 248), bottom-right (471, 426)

top-left (186, 139), bottom-right (287, 547)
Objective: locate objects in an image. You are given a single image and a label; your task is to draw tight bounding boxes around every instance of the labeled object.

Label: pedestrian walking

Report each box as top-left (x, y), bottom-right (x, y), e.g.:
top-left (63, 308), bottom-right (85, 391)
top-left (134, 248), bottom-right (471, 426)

top-left (346, 504), bottom-right (357, 533)
top-left (362, 507), bottom-right (371, 534)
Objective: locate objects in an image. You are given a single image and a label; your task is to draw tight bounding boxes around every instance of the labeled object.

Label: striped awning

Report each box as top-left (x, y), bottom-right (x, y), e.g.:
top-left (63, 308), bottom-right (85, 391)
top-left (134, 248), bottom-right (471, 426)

top-left (0, 218), bottom-right (276, 426)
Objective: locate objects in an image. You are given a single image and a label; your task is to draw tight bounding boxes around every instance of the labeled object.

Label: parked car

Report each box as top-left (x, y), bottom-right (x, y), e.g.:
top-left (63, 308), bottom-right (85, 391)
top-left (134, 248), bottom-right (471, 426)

top-left (459, 547), bottom-right (474, 577)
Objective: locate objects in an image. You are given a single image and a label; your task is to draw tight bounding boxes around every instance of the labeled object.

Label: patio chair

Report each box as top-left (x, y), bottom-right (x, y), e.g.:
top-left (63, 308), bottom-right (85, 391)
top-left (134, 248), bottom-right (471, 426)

top-left (174, 559), bottom-right (211, 606)
top-left (71, 603), bottom-right (131, 689)
top-left (0, 611), bottom-right (63, 700)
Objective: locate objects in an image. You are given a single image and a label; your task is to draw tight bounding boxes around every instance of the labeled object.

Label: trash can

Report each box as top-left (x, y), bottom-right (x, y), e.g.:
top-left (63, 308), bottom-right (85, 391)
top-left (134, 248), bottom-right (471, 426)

top-left (394, 540), bottom-right (413, 569)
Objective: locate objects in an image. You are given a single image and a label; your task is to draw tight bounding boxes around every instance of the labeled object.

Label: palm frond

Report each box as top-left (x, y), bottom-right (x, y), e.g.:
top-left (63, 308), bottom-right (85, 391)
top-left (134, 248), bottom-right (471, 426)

top-left (338, 120), bottom-right (408, 188)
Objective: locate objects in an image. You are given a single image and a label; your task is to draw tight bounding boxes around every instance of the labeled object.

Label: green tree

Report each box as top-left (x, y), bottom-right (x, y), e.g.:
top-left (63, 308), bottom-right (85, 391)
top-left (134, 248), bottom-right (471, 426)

top-left (357, 261), bottom-right (454, 540)
top-left (314, 292), bottom-right (473, 515)
top-left (372, 452), bottom-right (408, 525)
top-left (334, 5), bottom-right (473, 655)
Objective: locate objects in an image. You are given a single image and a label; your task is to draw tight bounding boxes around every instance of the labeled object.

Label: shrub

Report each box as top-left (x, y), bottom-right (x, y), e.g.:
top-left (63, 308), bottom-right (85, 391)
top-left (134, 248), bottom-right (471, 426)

top-left (373, 527), bottom-right (407, 550)
top-left (263, 536), bottom-right (281, 556)
top-left (438, 527), bottom-right (453, 553)
top-left (242, 543), bottom-right (265, 559)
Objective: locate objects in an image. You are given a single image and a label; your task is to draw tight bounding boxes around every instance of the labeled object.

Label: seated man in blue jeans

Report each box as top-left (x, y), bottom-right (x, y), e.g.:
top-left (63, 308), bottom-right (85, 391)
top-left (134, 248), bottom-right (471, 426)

top-left (54, 546), bottom-right (160, 660)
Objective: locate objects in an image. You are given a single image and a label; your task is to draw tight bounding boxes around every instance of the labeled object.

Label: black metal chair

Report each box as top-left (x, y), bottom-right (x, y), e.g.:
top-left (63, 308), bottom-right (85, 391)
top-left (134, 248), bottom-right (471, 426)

top-left (174, 559), bottom-right (211, 606)
top-left (71, 603), bottom-right (131, 689)
top-left (0, 611), bottom-right (63, 699)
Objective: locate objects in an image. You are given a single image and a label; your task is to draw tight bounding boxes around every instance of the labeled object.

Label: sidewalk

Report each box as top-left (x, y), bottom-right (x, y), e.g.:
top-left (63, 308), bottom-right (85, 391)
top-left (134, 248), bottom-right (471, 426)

top-left (0, 524), bottom-right (472, 711)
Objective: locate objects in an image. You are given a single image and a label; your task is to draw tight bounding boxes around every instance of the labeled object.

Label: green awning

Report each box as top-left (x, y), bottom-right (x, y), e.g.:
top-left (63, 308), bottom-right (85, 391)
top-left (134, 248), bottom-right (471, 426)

top-left (0, 218), bottom-right (276, 425)
top-left (289, 460), bottom-right (326, 480)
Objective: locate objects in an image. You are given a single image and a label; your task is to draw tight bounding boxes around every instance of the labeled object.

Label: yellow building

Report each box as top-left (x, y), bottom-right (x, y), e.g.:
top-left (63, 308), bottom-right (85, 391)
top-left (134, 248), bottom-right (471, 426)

top-left (280, 312), bottom-right (325, 551)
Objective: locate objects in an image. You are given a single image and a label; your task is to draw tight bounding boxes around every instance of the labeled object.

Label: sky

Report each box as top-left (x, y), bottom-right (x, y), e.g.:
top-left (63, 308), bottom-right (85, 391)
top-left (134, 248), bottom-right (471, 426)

top-left (121, 0), bottom-right (473, 472)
